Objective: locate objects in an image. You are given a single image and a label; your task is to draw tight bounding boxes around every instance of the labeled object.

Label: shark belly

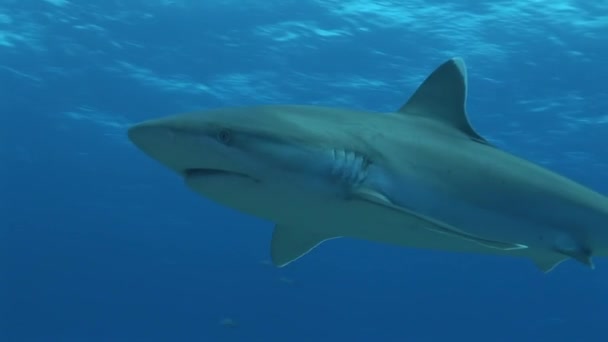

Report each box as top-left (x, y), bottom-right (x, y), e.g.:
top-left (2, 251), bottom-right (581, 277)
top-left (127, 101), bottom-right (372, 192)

top-left (261, 180), bottom-right (558, 268)
top-left (359, 160), bottom-right (605, 271)
top-left (363, 164), bottom-right (563, 250)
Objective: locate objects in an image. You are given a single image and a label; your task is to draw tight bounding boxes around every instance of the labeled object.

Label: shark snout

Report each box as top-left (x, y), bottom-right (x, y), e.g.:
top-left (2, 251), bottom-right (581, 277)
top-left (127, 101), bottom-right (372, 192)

top-left (128, 121), bottom-right (174, 151)
top-left (128, 118), bottom-right (235, 177)
top-left (127, 120), bottom-right (189, 173)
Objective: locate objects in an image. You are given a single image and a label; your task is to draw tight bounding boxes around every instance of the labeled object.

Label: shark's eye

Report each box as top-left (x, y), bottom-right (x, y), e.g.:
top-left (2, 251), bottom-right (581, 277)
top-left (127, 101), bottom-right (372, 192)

top-left (217, 129), bottom-right (232, 144)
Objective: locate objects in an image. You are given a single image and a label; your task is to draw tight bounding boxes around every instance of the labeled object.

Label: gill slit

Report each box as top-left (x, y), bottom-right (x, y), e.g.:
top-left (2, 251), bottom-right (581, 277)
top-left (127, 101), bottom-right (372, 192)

top-left (330, 149), bottom-right (370, 188)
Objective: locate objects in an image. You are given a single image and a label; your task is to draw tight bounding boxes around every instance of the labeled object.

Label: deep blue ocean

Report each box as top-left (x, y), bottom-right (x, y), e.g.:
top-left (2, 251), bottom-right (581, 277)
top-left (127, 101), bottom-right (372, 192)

top-left (2, 1), bottom-right (608, 341)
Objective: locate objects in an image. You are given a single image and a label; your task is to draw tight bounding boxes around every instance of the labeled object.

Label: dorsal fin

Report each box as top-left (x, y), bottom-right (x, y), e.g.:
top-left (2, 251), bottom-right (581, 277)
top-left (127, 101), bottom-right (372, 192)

top-left (398, 58), bottom-right (487, 143)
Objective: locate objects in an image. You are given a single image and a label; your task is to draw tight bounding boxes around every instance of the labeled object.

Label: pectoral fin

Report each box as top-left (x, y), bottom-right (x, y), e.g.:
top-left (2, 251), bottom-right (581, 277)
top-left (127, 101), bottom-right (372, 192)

top-left (352, 188), bottom-right (527, 251)
top-left (553, 234), bottom-right (595, 269)
top-left (270, 225), bottom-right (341, 267)
top-left (561, 250), bottom-right (594, 269)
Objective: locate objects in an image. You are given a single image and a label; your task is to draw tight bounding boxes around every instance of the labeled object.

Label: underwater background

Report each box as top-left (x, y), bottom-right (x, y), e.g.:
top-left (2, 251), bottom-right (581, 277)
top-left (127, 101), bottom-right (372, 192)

top-left (2, 0), bottom-right (608, 341)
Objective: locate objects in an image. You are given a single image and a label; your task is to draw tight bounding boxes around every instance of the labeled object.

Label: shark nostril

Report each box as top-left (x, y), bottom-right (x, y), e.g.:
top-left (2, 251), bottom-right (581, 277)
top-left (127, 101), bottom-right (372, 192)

top-left (184, 168), bottom-right (228, 177)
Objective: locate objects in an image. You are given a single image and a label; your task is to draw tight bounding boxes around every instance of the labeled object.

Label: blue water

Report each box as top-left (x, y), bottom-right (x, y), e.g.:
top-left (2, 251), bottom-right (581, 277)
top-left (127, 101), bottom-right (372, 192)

top-left (2, 1), bottom-right (608, 341)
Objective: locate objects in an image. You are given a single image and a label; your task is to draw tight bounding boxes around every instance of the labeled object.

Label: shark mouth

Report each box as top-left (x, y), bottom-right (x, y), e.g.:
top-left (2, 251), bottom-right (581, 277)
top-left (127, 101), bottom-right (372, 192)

top-left (183, 168), bottom-right (259, 182)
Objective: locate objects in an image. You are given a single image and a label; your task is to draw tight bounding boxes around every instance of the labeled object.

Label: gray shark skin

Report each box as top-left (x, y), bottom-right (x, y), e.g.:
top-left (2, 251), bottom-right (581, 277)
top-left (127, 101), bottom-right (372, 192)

top-left (128, 58), bottom-right (608, 272)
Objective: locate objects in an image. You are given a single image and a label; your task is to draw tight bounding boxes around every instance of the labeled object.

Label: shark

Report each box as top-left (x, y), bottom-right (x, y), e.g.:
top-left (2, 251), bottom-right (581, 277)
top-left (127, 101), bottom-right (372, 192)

top-left (128, 58), bottom-right (608, 273)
